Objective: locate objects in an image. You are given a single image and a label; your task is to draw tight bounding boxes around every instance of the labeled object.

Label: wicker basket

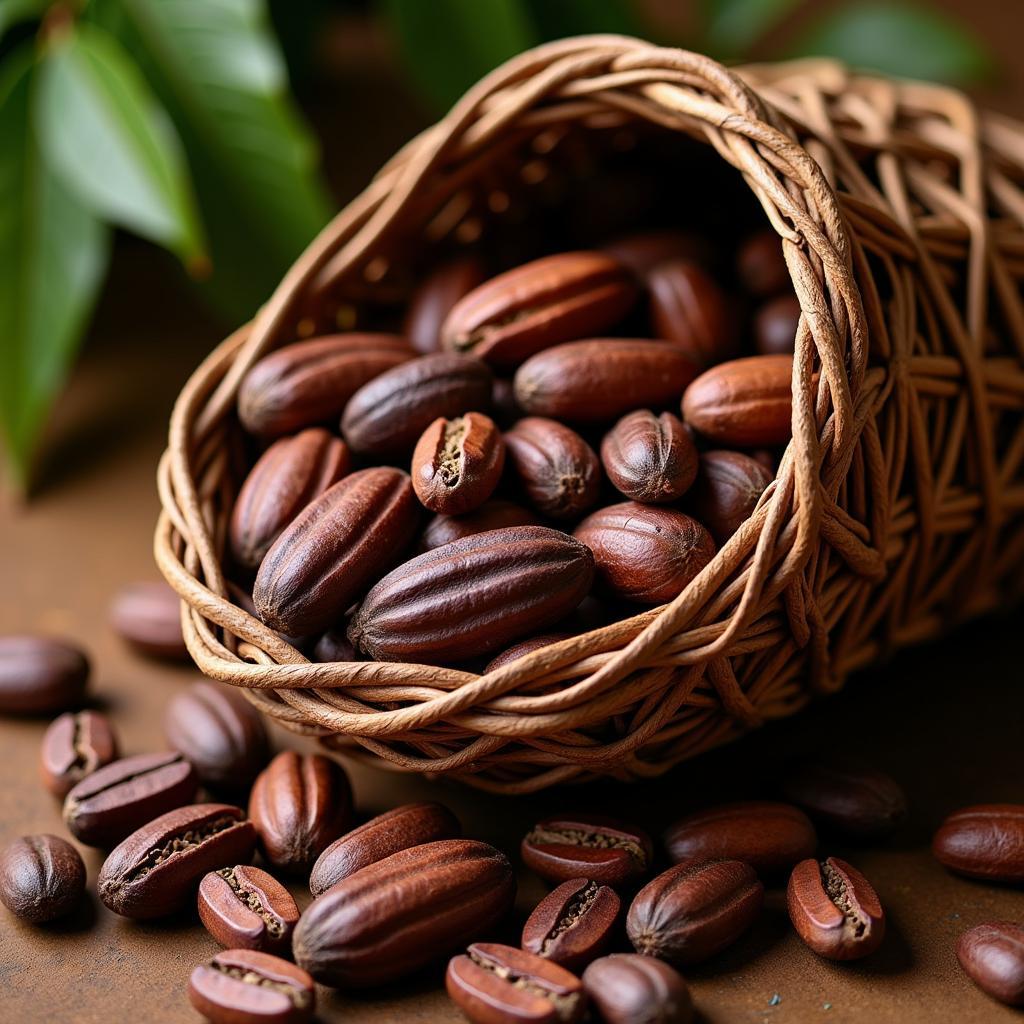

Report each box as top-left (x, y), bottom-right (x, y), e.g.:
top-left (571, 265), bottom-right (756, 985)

top-left (155, 36), bottom-right (1024, 794)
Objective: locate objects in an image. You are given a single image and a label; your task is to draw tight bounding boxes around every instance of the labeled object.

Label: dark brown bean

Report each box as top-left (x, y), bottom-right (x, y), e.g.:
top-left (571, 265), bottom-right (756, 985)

top-left (442, 250), bottom-right (636, 370)
top-left (484, 633), bottom-right (571, 673)
top-left (98, 803), bottom-right (256, 919)
top-left (957, 922), bottom-right (1024, 1007)
top-left (411, 412), bottom-right (505, 514)
top-left (648, 260), bottom-right (737, 368)
top-left (0, 834), bottom-right (86, 923)
top-left (420, 499), bottom-right (542, 552)
top-left (189, 949), bottom-right (315, 1024)
top-left (933, 804), bottom-right (1024, 883)
top-left (237, 333), bottom-right (414, 438)
top-left (780, 759), bottom-right (907, 839)
top-left (110, 581), bottom-right (189, 661)
top-left (405, 255), bottom-right (487, 354)
top-left (754, 294), bottom-right (800, 356)
top-left (787, 857), bottom-right (885, 961)
top-left (309, 801), bottom-right (461, 896)
top-left (626, 859), bottom-right (764, 965)
top-left (664, 801), bottom-right (817, 875)
top-left (522, 816), bottom-right (652, 887)
top-left (248, 752), bottom-right (352, 874)
top-left (737, 229), bottom-right (789, 298)
top-left (514, 339), bottom-right (698, 423)
top-left (522, 878), bottom-right (620, 972)
top-left (681, 354), bottom-right (794, 447)
top-left (604, 229), bottom-right (711, 279)
top-left (229, 428), bottom-right (351, 570)
top-left (39, 710), bottom-right (119, 798)
top-left (312, 629), bottom-right (355, 663)
top-left (0, 635), bottom-right (89, 714)
top-left (198, 865), bottom-right (300, 954)
top-left (341, 352), bottom-right (493, 457)
top-left (490, 377), bottom-right (522, 428)
top-left (582, 953), bottom-right (693, 1024)
top-left (293, 839), bottom-right (515, 987)
top-left (164, 681), bottom-right (270, 792)
top-left (505, 417), bottom-right (601, 520)
top-left (253, 467), bottom-right (420, 637)
top-left (64, 751), bottom-right (199, 847)
top-left (575, 504), bottom-right (716, 605)
top-left (446, 942), bottom-right (587, 1024)
top-left (601, 410), bottom-right (697, 504)
top-left (687, 450), bottom-right (773, 543)
top-left (347, 526), bottom-right (594, 665)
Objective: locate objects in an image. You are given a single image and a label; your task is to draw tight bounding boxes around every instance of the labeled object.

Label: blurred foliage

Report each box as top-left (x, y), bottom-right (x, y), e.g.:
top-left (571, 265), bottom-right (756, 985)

top-left (382, 0), bottom-right (995, 110)
top-left (0, 0), bottom-right (996, 493)
top-left (0, 0), bottom-right (331, 493)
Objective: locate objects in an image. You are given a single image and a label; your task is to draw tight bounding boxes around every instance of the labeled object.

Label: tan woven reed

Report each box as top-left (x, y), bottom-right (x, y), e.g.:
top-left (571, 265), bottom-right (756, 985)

top-left (155, 36), bottom-right (1024, 793)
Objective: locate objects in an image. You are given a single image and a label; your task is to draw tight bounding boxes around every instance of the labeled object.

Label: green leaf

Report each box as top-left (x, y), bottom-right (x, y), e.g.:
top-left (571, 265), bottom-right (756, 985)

top-left (703, 0), bottom-right (802, 59)
top-left (790, 3), bottom-right (994, 84)
top-left (0, 49), bottom-right (109, 492)
top-left (36, 22), bottom-right (205, 265)
top-left (0, 0), bottom-right (47, 38)
top-left (107, 0), bottom-right (332, 322)
top-left (384, 0), bottom-right (539, 112)
top-left (524, 0), bottom-right (645, 41)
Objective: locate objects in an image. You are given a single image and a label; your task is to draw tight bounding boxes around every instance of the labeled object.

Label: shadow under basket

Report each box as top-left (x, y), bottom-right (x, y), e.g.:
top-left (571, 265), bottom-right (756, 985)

top-left (155, 36), bottom-right (1024, 793)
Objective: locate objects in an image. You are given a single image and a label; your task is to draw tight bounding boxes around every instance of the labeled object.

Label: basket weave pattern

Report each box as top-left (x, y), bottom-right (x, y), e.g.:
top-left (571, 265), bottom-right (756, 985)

top-left (155, 37), bottom-right (1024, 793)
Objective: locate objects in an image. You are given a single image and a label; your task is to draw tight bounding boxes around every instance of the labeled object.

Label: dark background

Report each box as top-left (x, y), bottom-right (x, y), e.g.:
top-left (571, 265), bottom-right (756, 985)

top-left (2, 3), bottom-right (1024, 1021)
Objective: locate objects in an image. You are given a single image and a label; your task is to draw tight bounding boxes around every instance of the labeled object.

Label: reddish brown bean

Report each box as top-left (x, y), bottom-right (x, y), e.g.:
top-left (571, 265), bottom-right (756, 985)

top-left (682, 355), bottom-right (794, 447)
top-left (248, 752), bottom-right (353, 874)
top-left (253, 467), bottom-right (419, 637)
top-left (787, 857), bottom-right (885, 960)
top-left (110, 581), bottom-right (189, 661)
top-left (737, 229), bottom-right (789, 298)
top-left (229, 428), bottom-right (350, 570)
top-left (411, 413), bottom-right (505, 515)
top-left (522, 816), bottom-right (652, 888)
top-left (514, 339), bottom-right (698, 424)
top-left (237, 333), bottom-right (414, 438)
top-left (442, 250), bottom-right (636, 369)
top-left (601, 410), bottom-right (698, 504)
top-left (933, 804), bottom-right (1024, 883)
top-left (484, 633), bottom-right (571, 672)
top-left (310, 802), bottom-right (461, 896)
top-left (582, 954), bottom-right (693, 1024)
top-left (957, 922), bottom-right (1024, 1007)
top-left (687, 450), bottom-right (773, 543)
top-left (627, 859), bottom-right (764, 965)
top-left (754, 294), bottom-right (801, 356)
top-left (505, 417), bottom-right (601, 521)
top-left (446, 942), bottom-right (587, 1024)
top-left (405, 255), bottom-right (487, 354)
top-left (574, 504), bottom-right (716, 605)
top-left (198, 865), bottom-right (300, 954)
top-left (189, 949), bottom-right (315, 1024)
top-left (664, 801), bottom-right (817, 875)
top-left (522, 878), bottom-right (620, 972)
top-left (39, 710), bottom-right (119, 798)
top-left (648, 260), bottom-right (737, 368)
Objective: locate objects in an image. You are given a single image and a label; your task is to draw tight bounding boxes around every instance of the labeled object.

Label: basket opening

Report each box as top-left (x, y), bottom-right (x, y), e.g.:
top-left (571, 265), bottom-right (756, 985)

top-left (308, 122), bottom-right (785, 339)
